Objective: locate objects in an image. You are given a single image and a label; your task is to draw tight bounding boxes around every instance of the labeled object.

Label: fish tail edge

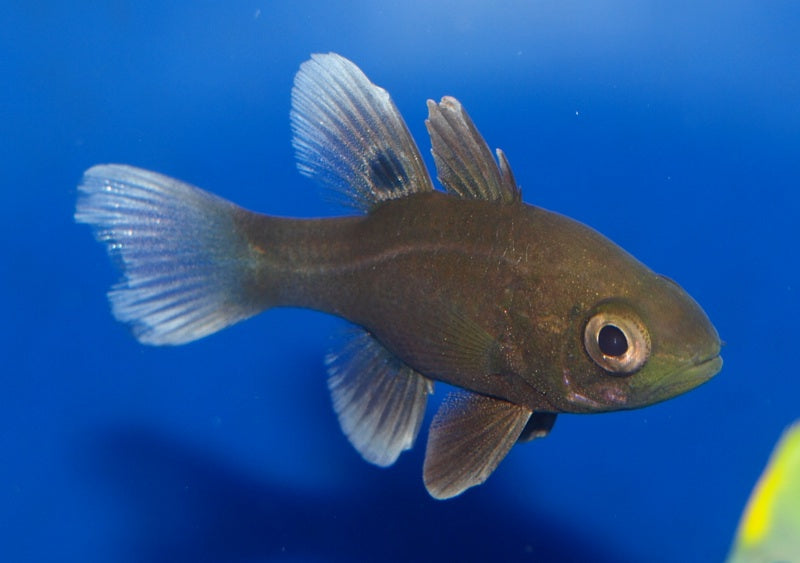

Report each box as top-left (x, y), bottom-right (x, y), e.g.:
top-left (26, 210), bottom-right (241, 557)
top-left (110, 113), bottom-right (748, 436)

top-left (75, 164), bottom-right (272, 345)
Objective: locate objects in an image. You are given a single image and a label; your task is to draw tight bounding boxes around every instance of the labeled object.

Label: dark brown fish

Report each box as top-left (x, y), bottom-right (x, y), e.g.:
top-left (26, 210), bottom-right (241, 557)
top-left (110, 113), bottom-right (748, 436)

top-left (75, 53), bottom-right (722, 499)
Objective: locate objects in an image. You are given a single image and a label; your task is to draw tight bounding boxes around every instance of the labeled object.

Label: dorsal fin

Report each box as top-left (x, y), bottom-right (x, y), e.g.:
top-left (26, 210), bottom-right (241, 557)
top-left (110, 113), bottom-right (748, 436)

top-left (425, 96), bottom-right (521, 203)
top-left (291, 53), bottom-right (434, 212)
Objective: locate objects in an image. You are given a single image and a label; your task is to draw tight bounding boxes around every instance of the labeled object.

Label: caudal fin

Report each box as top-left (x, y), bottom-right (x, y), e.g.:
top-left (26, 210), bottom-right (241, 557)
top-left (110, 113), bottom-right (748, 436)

top-left (75, 164), bottom-right (269, 345)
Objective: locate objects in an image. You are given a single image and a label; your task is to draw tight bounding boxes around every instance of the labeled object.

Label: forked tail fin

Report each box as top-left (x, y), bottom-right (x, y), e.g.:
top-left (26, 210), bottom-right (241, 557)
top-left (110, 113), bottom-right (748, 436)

top-left (75, 164), bottom-right (271, 345)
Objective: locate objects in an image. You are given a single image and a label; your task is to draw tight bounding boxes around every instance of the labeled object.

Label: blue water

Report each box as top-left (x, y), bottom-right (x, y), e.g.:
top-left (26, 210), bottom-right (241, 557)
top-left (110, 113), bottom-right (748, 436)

top-left (3, 2), bottom-right (798, 561)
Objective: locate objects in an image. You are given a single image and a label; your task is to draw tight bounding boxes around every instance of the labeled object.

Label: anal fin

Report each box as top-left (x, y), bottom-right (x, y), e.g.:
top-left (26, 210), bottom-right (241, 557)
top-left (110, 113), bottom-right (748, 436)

top-left (423, 391), bottom-right (531, 499)
top-left (326, 328), bottom-right (434, 467)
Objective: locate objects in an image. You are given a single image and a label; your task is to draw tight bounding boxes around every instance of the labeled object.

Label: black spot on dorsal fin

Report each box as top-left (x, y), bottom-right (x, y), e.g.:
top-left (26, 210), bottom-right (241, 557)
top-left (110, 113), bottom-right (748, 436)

top-left (291, 53), bottom-right (434, 212)
top-left (366, 147), bottom-right (410, 195)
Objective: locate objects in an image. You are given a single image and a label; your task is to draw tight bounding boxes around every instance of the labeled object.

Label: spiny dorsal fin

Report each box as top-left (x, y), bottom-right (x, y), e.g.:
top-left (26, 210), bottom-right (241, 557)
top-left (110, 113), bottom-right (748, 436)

top-left (326, 327), bottom-right (434, 467)
top-left (425, 96), bottom-right (521, 203)
top-left (423, 391), bottom-right (531, 499)
top-left (291, 53), bottom-right (434, 212)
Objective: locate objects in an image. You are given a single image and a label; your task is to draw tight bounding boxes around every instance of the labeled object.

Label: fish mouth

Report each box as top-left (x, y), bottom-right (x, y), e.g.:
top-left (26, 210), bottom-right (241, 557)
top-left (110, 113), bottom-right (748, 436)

top-left (650, 353), bottom-right (723, 401)
top-left (687, 353), bottom-right (723, 376)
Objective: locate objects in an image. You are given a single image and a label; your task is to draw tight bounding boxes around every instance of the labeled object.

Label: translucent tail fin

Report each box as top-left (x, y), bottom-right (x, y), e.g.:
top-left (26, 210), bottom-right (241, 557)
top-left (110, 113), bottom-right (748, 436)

top-left (75, 164), bottom-right (268, 345)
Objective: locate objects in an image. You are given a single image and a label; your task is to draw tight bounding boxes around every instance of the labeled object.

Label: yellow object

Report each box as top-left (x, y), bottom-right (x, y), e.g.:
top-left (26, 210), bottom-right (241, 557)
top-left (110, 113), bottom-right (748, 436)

top-left (728, 420), bottom-right (800, 562)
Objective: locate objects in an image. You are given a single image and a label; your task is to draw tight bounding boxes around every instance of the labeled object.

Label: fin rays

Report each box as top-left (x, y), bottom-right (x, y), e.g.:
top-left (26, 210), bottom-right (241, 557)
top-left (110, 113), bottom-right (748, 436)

top-left (291, 53), bottom-right (434, 211)
top-left (326, 328), bottom-right (433, 467)
top-left (426, 96), bottom-right (521, 203)
top-left (75, 164), bottom-right (269, 345)
top-left (423, 391), bottom-right (531, 499)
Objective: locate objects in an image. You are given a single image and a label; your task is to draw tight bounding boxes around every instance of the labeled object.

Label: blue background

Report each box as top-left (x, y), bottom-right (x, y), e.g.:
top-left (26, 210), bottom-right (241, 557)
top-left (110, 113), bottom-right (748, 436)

top-left (2, 2), bottom-right (798, 561)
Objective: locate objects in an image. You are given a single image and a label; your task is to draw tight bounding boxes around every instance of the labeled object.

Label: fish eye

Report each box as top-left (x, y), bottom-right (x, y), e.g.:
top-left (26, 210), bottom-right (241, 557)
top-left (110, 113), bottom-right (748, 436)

top-left (598, 325), bottom-right (627, 356)
top-left (584, 309), bottom-right (650, 375)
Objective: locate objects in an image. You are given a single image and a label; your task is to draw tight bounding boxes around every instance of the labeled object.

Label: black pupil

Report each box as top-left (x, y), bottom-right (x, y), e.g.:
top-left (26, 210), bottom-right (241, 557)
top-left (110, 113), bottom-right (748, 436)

top-left (598, 325), bottom-right (628, 357)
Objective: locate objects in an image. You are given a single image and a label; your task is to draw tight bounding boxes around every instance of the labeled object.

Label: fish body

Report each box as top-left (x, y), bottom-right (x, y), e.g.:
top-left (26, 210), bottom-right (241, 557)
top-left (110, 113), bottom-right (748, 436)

top-left (727, 421), bottom-right (800, 563)
top-left (76, 53), bottom-right (722, 498)
top-left (236, 191), bottom-right (717, 415)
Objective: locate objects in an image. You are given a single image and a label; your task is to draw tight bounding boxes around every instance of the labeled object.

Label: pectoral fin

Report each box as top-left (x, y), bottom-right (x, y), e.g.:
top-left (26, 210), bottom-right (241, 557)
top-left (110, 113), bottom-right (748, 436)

top-left (423, 391), bottom-right (531, 499)
top-left (326, 328), bottom-right (434, 467)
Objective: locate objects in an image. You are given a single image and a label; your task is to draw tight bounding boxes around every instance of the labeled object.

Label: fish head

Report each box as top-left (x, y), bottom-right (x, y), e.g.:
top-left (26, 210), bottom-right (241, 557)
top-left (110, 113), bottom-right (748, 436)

top-left (555, 272), bottom-right (722, 413)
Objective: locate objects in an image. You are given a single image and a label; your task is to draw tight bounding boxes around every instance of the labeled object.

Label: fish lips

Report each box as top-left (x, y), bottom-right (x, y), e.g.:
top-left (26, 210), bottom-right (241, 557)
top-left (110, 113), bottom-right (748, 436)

top-left (642, 352), bottom-right (723, 406)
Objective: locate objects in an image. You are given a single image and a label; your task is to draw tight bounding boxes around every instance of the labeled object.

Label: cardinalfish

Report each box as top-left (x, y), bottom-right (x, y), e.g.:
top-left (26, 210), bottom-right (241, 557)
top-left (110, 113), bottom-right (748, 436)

top-left (75, 53), bottom-right (722, 499)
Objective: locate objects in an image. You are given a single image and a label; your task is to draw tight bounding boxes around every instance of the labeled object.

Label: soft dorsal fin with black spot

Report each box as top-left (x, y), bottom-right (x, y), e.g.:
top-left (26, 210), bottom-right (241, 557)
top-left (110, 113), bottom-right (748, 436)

top-left (291, 53), bottom-right (434, 211)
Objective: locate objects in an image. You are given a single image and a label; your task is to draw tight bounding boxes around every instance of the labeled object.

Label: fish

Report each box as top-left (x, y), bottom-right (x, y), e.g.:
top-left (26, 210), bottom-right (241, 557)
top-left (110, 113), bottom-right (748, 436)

top-left (727, 420), bottom-right (800, 562)
top-left (75, 52), bottom-right (723, 499)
